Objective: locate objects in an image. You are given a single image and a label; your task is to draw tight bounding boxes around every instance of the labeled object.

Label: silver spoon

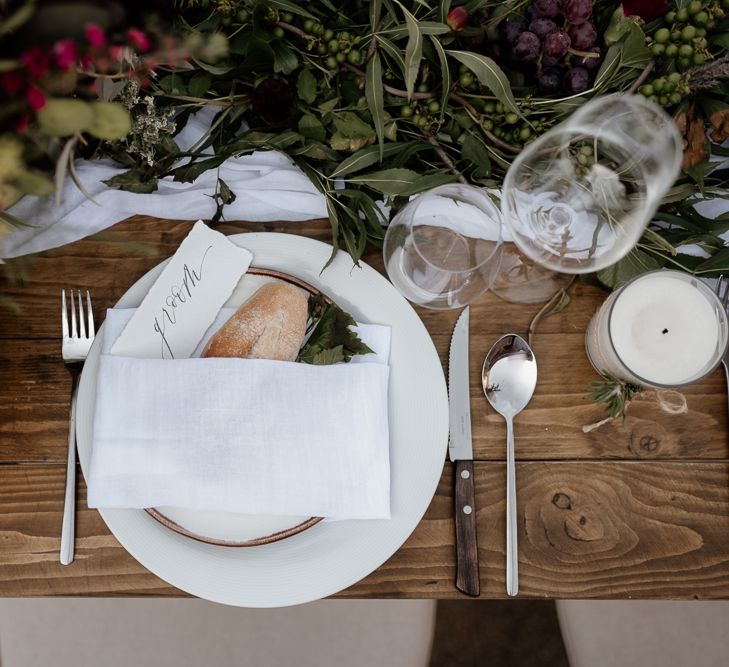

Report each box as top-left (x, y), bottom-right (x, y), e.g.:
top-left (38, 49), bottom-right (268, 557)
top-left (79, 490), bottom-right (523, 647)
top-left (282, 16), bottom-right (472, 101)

top-left (482, 334), bottom-right (538, 597)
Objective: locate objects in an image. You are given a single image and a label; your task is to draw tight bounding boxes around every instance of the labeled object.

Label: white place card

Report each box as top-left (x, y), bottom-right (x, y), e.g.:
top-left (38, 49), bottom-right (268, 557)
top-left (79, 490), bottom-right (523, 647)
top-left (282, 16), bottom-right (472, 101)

top-left (110, 220), bottom-right (252, 359)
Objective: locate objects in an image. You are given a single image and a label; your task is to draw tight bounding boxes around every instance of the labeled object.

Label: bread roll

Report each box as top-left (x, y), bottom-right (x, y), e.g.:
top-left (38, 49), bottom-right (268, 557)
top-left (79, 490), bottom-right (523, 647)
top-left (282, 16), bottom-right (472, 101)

top-left (202, 282), bottom-right (308, 362)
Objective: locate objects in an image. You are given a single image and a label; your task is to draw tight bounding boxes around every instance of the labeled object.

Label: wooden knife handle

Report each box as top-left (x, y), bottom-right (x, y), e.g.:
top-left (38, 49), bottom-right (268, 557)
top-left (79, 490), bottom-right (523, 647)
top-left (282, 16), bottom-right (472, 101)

top-left (454, 459), bottom-right (480, 596)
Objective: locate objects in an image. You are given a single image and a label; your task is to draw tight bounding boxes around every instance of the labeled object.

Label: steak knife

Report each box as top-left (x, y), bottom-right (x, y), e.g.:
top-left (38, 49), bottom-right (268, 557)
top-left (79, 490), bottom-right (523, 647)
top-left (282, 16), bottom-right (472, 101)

top-left (448, 306), bottom-right (480, 596)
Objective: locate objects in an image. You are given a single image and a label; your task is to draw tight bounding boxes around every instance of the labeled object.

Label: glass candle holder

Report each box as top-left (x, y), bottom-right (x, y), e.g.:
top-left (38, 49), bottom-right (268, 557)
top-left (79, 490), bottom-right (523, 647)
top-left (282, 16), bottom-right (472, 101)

top-left (585, 270), bottom-right (729, 388)
top-left (383, 184), bottom-right (503, 310)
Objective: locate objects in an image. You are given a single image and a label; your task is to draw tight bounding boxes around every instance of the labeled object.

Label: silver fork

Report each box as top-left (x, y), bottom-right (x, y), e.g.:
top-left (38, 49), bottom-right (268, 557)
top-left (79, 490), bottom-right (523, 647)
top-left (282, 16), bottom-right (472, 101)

top-left (60, 290), bottom-right (95, 565)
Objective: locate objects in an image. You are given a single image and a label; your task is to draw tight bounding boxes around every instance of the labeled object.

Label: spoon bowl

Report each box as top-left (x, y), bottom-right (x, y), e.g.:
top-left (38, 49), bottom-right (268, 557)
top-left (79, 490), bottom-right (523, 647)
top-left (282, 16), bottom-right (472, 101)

top-left (481, 334), bottom-right (537, 597)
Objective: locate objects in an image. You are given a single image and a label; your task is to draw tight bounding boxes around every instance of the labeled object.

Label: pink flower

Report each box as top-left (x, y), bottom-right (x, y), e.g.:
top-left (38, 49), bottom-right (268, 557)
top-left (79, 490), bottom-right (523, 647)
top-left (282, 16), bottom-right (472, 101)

top-left (20, 47), bottom-right (49, 79)
top-left (127, 28), bottom-right (150, 52)
top-left (26, 85), bottom-right (46, 111)
top-left (53, 40), bottom-right (78, 70)
top-left (84, 22), bottom-right (106, 48)
top-left (79, 55), bottom-right (93, 70)
top-left (0, 71), bottom-right (24, 95)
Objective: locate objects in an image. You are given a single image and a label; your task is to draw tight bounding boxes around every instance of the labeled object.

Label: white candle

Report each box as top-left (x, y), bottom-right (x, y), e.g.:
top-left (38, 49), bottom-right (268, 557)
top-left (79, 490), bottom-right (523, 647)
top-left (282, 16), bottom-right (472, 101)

top-left (586, 270), bottom-right (728, 387)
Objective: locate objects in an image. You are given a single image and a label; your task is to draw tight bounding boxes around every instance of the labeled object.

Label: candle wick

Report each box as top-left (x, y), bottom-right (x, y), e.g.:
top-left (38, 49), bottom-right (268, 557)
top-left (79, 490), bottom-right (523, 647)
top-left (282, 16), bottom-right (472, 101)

top-left (662, 328), bottom-right (668, 334)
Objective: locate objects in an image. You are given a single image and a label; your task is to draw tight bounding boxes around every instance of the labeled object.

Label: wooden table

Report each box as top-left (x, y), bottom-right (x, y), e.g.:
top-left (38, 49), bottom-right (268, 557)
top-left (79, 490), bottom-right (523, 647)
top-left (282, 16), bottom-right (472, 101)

top-left (2, 216), bottom-right (729, 600)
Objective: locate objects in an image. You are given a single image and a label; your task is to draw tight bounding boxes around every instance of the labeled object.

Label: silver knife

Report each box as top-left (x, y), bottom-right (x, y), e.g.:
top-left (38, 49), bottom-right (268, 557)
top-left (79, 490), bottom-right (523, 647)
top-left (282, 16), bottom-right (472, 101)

top-left (448, 306), bottom-right (480, 596)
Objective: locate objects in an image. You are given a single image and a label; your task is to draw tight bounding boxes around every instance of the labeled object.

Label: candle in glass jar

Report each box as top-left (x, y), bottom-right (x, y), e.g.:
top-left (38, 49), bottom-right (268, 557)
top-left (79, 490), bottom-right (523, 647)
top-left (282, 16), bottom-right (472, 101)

top-left (585, 270), bottom-right (728, 387)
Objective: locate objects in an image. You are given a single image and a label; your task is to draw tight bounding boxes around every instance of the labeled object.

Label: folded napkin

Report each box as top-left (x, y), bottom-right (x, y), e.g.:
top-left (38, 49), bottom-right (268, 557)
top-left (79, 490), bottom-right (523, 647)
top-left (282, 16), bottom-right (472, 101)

top-left (87, 308), bottom-right (392, 519)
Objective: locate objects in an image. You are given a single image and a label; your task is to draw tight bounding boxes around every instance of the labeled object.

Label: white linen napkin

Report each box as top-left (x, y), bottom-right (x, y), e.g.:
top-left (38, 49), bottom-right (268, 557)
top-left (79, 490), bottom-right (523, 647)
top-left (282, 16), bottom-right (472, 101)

top-left (87, 309), bottom-right (392, 519)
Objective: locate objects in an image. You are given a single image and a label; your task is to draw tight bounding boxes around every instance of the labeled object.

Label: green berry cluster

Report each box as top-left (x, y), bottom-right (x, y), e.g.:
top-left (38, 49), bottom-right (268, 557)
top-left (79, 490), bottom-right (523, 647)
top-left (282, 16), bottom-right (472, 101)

top-left (299, 21), bottom-right (363, 69)
top-left (638, 71), bottom-right (689, 106)
top-left (648, 0), bottom-right (728, 71)
top-left (400, 98), bottom-right (442, 130)
top-left (478, 100), bottom-right (548, 146)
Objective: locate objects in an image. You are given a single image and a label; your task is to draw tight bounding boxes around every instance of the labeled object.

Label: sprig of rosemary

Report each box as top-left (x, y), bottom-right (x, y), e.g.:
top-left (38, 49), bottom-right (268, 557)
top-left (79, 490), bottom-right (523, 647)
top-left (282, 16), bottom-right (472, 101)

top-left (588, 371), bottom-right (642, 419)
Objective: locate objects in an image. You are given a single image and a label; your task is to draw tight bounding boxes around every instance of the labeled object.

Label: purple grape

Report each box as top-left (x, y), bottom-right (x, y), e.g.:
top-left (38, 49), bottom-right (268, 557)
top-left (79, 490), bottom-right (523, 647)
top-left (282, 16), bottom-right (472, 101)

top-left (531, 0), bottom-right (562, 18)
top-left (542, 54), bottom-right (560, 66)
top-left (543, 30), bottom-right (571, 58)
top-left (569, 21), bottom-right (597, 50)
top-left (501, 19), bottom-right (525, 44)
top-left (529, 18), bottom-right (557, 39)
top-left (573, 46), bottom-right (602, 71)
top-left (513, 31), bottom-right (541, 61)
top-left (563, 66), bottom-right (591, 93)
top-left (564, 0), bottom-right (592, 25)
top-left (537, 67), bottom-right (562, 94)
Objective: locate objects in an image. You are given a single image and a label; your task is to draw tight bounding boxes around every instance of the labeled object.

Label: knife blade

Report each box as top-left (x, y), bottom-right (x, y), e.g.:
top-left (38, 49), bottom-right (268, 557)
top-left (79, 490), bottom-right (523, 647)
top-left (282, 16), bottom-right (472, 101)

top-left (448, 306), bottom-right (480, 596)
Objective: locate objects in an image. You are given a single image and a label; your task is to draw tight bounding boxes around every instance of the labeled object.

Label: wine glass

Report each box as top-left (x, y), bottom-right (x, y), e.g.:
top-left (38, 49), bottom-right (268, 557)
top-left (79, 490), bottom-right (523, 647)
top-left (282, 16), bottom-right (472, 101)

top-left (498, 94), bottom-right (682, 294)
top-left (383, 184), bottom-right (503, 310)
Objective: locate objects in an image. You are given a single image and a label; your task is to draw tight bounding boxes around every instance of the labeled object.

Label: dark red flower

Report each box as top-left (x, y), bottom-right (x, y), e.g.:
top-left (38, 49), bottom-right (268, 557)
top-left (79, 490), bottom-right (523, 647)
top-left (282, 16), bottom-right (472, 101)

top-left (1, 71), bottom-right (24, 95)
top-left (54, 40), bottom-right (79, 70)
top-left (26, 85), bottom-right (46, 111)
top-left (621, 0), bottom-right (669, 21)
top-left (20, 47), bottom-right (50, 79)
top-left (251, 78), bottom-right (296, 123)
top-left (447, 6), bottom-right (470, 31)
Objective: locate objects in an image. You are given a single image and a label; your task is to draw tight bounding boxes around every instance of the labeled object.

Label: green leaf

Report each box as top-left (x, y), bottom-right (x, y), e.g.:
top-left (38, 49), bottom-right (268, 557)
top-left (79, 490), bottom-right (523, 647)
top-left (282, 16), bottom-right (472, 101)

top-left (191, 57), bottom-right (233, 76)
top-left (620, 23), bottom-right (652, 69)
top-left (188, 72), bottom-right (213, 98)
top-left (365, 52), bottom-right (386, 160)
top-left (297, 68), bottom-right (318, 104)
top-left (438, 0), bottom-right (452, 22)
top-left (332, 111), bottom-right (375, 138)
top-left (271, 41), bottom-right (298, 74)
top-left (399, 2), bottom-right (423, 100)
top-left (387, 21), bottom-right (451, 38)
top-left (298, 113), bottom-right (326, 142)
top-left (267, 0), bottom-right (317, 20)
top-left (370, 0), bottom-right (382, 28)
top-left (446, 50), bottom-right (520, 116)
top-left (695, 246), bottom-right (729, 274)
top-left (595, 247), bottom-right (664, 289)
top-left (594, 44), bottom-right (622, 89)
top-left (318, 97), bottom-right (340, 114)
top-left (330, 143), bottom-right (409, 177)
top-left (430, 35), bottom-right (451, 121)
top-left (375, 35), bottom-right (406, 78)
top-left (348, 168), bottom-right (455, 195)
top-left (710, 32), bottom-right (729, 50)
top-left (171, 155), bottom-right (227, 182)
top-left (103, 169), bottom-right (158, 194)
top-left (298, 299), bottom-right (373, 364)
top-left (0, 0), bottom-right (34, 36)
top-left (461, 133), bottom-right (491, 177)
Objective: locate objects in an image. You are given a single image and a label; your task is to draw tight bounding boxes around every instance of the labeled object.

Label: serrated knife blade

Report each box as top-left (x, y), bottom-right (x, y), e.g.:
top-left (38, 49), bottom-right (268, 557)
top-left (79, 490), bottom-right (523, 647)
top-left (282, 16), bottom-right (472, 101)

top-left (448, 306), bottom-right (472, 462)
top-left (447, 306), bottom-right (480, 596)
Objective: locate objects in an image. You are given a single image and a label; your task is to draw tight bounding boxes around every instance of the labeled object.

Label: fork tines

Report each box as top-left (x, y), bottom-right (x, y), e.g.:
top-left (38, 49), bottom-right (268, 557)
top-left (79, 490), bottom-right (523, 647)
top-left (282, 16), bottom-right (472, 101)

top-left (61, 289), bottom-right (95, 340)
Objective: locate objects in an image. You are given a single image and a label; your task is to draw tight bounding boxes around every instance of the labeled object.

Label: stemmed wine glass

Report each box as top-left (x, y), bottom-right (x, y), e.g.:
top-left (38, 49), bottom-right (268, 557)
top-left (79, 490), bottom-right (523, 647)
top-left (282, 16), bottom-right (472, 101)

top-left (496, 94), bottom-right (682, 299)
top-left (383, 184), bottom-right (503, 310)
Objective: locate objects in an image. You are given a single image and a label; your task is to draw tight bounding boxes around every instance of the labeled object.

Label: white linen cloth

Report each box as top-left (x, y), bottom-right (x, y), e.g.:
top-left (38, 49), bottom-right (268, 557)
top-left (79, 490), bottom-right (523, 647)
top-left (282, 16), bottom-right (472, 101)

top-left (1, 108), bottom-right (327, 259)
top-left (87, 308), bottom-right (392, 519)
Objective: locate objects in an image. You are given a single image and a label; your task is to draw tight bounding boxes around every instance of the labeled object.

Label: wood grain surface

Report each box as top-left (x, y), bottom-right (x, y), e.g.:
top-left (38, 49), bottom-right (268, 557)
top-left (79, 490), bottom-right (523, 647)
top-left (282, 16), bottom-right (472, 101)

top-left (1, 215), bottom-right (729, 599)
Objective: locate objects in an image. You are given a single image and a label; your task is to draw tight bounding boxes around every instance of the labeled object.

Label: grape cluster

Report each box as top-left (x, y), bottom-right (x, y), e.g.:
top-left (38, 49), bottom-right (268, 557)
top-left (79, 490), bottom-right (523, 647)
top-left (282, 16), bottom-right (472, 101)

top-left (646, 0), bottom-right (728, 72)
top-left (500, 0), bottom-right (602, 96)
top-left (638, 71), bottom-right (690, 107)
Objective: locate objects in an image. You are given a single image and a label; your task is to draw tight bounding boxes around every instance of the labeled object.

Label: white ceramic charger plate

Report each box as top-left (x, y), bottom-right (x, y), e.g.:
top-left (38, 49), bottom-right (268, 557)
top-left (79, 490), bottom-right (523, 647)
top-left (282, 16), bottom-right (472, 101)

top-left (76, 232), bottom-right (448, 607)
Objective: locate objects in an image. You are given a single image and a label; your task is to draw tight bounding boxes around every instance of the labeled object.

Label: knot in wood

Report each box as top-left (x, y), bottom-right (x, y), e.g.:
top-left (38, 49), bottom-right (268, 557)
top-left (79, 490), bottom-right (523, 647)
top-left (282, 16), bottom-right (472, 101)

top-left (552, 492), bottom-right (572, 510)
top-left (639, 435), bottom-right (660, 452)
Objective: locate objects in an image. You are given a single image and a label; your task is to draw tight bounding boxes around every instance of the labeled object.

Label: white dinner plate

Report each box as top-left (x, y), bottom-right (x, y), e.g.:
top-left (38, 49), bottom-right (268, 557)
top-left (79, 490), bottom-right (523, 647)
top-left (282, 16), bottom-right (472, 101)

top-left (76, 232), bottom-right (448, 607)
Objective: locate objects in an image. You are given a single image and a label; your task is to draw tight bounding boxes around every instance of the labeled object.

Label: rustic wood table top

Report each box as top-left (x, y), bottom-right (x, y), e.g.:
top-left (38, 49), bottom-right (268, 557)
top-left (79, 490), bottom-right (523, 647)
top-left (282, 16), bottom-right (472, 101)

top-left (1, 215), bottom-right (728, 600)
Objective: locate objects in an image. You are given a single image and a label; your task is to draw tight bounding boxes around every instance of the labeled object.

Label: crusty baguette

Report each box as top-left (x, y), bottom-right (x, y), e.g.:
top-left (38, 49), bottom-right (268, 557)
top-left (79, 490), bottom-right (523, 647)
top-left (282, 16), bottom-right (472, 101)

top-left (202, 282), bottom-right (308, 362)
